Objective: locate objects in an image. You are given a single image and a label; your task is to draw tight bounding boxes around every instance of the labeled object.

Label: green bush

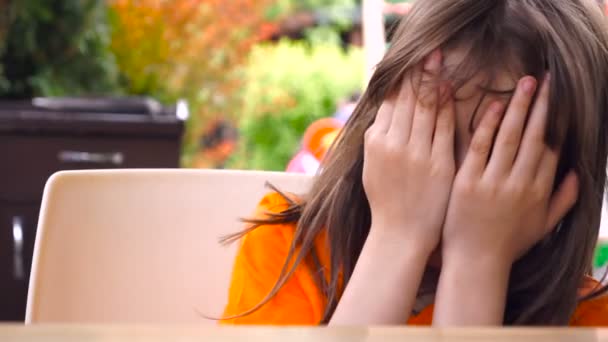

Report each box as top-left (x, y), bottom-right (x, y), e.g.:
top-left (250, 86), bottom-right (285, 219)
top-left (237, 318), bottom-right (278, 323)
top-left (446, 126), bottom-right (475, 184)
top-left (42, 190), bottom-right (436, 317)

top-left (0, 0), bottom-right (120, 98)
top-left (270, 0), bottom-right (356, 15)
top-left (230, 40), bottom-right (363, 171)
top-left (266, 0), bottom-right (357, 45)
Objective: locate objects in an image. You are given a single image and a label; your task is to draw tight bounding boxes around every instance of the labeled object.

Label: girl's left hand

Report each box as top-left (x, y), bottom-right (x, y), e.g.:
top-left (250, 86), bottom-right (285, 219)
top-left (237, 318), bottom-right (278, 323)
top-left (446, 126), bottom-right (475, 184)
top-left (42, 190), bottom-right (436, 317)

top-left (441, 74), bottom-right (579, 268)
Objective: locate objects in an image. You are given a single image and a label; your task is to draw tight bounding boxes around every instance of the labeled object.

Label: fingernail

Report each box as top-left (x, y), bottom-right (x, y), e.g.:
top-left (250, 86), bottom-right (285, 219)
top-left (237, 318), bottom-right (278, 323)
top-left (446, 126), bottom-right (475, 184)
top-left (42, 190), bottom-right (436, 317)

top-left (424, 50), bottom-right (441, 70)
top-left (521, 77), bottom-right (537, 94)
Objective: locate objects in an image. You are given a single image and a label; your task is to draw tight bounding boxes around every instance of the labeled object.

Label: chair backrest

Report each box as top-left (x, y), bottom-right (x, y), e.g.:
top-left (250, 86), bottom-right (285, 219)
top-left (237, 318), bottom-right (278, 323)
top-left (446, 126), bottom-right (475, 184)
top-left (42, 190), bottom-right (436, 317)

top-left (26, 169), bottom-right (312, 324)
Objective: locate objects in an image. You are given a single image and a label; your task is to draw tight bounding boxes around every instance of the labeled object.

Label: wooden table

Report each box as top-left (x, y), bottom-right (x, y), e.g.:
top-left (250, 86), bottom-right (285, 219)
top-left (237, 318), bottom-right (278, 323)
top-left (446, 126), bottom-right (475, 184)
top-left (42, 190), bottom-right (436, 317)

top-left (1, 325), bottom-right (608, 342)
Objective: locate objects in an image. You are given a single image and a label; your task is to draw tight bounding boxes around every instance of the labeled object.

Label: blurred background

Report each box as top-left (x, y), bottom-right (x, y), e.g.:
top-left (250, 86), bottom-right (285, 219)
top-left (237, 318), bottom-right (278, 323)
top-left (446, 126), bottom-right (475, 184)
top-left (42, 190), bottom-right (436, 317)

top-left (0, 0), bottom-right (414, 172)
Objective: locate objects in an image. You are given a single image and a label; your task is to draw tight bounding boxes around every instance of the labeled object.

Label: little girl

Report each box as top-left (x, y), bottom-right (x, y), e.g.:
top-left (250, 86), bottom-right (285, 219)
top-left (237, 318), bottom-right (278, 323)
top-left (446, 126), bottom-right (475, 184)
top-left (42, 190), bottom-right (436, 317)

top-left (222, 0), bottom-right (608, 325)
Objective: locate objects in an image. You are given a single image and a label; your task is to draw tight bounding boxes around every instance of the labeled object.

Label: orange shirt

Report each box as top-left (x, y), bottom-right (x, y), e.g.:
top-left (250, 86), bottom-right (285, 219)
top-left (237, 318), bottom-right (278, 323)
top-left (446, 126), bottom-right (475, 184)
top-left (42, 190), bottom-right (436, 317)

top-left (222, 192), bottom-right (608, 326)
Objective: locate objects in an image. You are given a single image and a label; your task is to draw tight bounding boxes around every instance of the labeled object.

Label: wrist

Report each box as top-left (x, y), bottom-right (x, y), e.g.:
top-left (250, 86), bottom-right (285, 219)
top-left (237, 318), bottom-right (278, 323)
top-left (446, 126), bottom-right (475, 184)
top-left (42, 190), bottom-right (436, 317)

top-left (442, 248), bottom-right (512, 282)
top-left (442, 240), bottom-right (514, 272)
top-left (434, 249), bottom-right (511, 326)
top-left (369, 219), bottom-right (439, 257)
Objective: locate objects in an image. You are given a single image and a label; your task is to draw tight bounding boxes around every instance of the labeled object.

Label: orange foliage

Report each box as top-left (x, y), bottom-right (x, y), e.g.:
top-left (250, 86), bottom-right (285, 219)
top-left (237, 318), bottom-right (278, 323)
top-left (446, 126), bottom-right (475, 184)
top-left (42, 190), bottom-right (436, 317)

top-left (109, 0), bottom-right (277, 164)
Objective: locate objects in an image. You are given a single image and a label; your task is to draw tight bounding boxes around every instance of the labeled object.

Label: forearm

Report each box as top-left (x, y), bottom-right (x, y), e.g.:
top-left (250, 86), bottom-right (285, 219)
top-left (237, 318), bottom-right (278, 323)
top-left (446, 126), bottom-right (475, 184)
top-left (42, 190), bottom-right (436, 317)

top-left (329, 225), bottom-right (430, 326)
top-left (433, 254), bottom-right (511, 326)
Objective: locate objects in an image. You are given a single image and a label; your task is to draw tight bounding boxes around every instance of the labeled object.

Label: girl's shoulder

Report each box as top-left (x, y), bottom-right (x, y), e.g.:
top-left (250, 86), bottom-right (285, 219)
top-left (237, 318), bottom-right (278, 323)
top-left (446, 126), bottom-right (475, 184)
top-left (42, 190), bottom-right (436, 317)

top-left (571, 277), bottom-right (608, 326)
top-left (222, 193), bottom-right (325, 324)
top-left (240, 192), bottom-right (300, 251)
top-left (254, 191), bottom-right (298, 214)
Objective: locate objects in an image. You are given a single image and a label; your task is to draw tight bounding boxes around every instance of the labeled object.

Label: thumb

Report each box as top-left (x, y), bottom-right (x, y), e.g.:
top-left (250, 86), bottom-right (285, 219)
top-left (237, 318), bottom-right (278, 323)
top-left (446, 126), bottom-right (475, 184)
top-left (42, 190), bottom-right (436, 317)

top-left (545, 170), bottom-right (579, 233)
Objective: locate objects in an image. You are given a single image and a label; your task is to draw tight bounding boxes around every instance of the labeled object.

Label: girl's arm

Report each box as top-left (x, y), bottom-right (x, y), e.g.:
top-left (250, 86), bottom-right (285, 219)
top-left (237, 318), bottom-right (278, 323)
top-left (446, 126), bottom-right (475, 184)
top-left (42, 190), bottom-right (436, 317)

top-left (433, 75), bottom-right (579, 325)
top-left (329, 227), bottom-right (430, 325)
top-left (330, 50), bottom-right (456, 325)
top-left (434, 252), bottom-right (511, 325)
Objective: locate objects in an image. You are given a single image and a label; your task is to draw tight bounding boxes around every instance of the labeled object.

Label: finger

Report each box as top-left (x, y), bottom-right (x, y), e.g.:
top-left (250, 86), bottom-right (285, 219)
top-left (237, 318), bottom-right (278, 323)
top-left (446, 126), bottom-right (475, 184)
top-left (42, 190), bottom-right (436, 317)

top-left (544, 171), bottom-right (579, 233)
top-left (373, 99), bottom-right (395, 134)
top-left (485, 76), bottom-right (537, 178)
top-left (534, 147), bottom-right (560, 192)
top-left (431, 84), bottom-right (455, 159)
top-left (459, 101), bottom-right (504, 177)
top-left (512, 74), bottom-right (550, 180)
top-left (387, 72), bottom-right (417, 142)
top-left (407, 49), bottom-right (442, 152)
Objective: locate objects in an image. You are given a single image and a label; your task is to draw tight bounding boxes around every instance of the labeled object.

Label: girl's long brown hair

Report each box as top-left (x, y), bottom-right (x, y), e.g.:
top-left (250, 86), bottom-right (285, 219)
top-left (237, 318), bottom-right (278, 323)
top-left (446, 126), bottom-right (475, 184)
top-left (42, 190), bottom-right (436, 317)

top-left (224, 0), bottom-right (608, 325)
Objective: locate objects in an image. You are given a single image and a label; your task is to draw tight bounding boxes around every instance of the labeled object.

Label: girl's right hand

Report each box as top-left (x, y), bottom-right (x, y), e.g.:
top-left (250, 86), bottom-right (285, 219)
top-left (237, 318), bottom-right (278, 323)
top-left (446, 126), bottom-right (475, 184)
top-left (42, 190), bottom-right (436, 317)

top-left (331, 50), bottom-right (454, 325)
top-left (362, 49), bottom-right (455, 255)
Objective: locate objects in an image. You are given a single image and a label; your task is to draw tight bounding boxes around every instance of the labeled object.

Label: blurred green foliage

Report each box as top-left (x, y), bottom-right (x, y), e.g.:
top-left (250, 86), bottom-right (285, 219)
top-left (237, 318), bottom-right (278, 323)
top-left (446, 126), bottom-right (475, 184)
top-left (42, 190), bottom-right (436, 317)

top-left (229, 40), bottom-right (363, 171)
top-left (268, 0), bottom-right (356, 18)
top-left (0, 0), bottom-right (120, 98)
top-left (595, 242), bottom-right (608, 268)
top-left (268, 0), bottom-right (357, 38)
